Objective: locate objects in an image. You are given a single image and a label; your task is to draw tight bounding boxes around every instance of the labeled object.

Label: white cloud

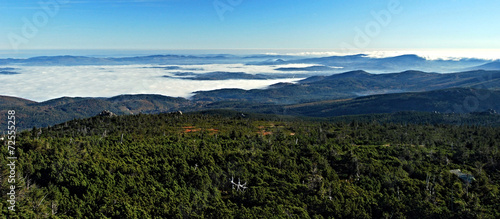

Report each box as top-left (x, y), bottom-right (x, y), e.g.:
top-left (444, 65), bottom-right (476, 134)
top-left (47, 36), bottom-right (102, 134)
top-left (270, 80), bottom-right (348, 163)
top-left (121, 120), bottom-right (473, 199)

top-left (0, 64), bottom-right (304, 102)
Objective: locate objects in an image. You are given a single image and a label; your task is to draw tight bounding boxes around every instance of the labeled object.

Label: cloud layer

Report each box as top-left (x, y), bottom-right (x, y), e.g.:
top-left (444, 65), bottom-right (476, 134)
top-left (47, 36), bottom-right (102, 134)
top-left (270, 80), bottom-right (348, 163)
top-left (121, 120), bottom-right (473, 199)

top-left (0, 64), bottom-right (307, 102)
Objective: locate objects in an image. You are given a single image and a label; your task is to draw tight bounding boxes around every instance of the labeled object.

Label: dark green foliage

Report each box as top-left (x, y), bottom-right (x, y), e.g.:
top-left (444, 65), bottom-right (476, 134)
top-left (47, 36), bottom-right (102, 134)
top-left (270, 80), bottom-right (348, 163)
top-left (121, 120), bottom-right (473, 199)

top-left (1, 113), bottom-right (500, 218)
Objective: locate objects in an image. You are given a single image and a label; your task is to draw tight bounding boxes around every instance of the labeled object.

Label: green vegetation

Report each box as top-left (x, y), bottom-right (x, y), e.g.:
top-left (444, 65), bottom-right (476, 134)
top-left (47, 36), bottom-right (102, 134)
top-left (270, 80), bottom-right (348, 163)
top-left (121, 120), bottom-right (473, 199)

top-left (1, 112), bottom-right (500, 218)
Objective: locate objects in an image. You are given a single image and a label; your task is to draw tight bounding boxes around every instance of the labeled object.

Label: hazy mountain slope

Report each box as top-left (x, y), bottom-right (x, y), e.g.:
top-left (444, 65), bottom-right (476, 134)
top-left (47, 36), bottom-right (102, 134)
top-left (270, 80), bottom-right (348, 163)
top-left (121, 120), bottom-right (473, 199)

top-left (0, 95), bottom-right (36, 107)
top-left (192, 70), bottom-right (500, 104)
top-left (249, 54), bottom-right (491, 72)
top-left (3, 88), bottom-right (500, 130)
top-left (164, 71), bottom-right (307, 80)
top-left (0, 54), bottom-right (303, 66)
top-left (0, 94), bottom-right (192, 130)
top-left (275, 65), bottom-right (335, 72)
top-left (0, 54), bottom-right (493, 73)
top-left (283, 88), bottom-right (500, 117)
top-left (470, 61), bottom-right (500, 70)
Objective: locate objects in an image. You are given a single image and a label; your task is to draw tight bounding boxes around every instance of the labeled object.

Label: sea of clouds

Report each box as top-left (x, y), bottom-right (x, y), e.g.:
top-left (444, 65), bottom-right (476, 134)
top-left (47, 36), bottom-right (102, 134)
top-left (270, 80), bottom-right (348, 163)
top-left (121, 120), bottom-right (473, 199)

top-left (0, 64), bottom-right (311, 102)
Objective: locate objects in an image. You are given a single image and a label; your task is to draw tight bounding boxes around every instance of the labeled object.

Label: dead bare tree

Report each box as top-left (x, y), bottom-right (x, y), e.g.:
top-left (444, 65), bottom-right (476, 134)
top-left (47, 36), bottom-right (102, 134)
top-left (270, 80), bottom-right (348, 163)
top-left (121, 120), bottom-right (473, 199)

top-left (230, 176), bottom-right (248, 192)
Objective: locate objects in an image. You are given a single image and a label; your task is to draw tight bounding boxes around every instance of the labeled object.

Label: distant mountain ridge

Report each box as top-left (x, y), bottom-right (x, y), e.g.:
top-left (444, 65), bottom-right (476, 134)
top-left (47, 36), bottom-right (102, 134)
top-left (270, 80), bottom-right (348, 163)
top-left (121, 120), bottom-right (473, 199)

top-left (0, 54), bottom-right (251, 66)
top-left (0, 54), bottom-right (301, 66)
top-left (163, 71), bottom-right (309, 80)
top-left (280, 54), bottom-right (491, 72)
top-left (470, 61), bottom-right (500, 70)
top-left (275, 65), bottom-right (337, 72)
top-left (0, 54), bottom-right (497, 73)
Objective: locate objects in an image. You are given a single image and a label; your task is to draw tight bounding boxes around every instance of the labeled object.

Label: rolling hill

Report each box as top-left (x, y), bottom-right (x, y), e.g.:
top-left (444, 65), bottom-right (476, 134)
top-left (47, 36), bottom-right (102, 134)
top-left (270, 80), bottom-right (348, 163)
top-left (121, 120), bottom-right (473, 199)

top-left (470, 61), bottom-right (500, 70)
top-left (2, 70), bottom-right (500, 130)
top-left (0, 94), bottom-right (192, 130)
top-left (282, 88), bottom-right (500, 117)
top-left (3, 109), bottom-right (500, 217)
top-left (192, 70), bottom-right (500, 104)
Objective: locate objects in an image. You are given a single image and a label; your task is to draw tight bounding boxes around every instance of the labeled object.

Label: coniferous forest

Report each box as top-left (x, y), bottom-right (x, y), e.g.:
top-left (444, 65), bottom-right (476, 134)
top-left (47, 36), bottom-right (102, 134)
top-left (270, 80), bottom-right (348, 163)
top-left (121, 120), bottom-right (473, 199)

top-left (1, 112), bottom-right (500, 218)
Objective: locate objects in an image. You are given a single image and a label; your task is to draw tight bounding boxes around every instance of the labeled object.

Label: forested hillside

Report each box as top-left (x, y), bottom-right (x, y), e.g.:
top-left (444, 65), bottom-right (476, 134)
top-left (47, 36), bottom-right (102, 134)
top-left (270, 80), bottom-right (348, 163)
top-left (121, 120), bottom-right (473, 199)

top-left (1, 113), bottom-right (499, 218)
top-left (3, 87), bottom-right (500, 131)
top-left (0, 94), bottom-right (191, 130)
top-left (2, 70), bottom-right (500, 130)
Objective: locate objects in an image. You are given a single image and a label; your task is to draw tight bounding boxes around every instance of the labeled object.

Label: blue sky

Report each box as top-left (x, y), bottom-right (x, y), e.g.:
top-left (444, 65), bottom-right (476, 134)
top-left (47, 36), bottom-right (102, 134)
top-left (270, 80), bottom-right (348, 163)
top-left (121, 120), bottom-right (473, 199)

top-left (1, 0), bottom-right (499, 52)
